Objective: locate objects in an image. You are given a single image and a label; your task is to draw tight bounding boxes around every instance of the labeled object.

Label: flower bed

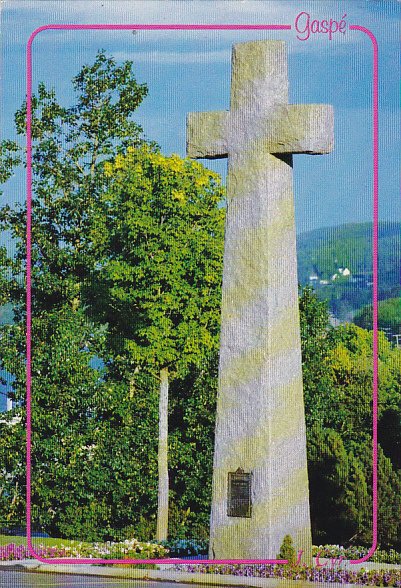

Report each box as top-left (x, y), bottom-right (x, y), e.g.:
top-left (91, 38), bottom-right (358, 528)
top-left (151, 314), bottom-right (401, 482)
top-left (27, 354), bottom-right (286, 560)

top-left (89, 539), bottom-right (168, 560)
top-left (313, 545), bottom-right (401, 566)
top-left (175, 563), bottom-right (401, 586)
top-left (0, 539), bottom-right (168, 561)
top-left (0, 543), bottom-right (69, 560)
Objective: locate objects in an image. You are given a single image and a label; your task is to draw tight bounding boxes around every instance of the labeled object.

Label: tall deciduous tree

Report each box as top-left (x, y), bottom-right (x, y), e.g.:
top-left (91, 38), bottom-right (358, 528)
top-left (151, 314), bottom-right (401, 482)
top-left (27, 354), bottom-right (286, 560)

top-left (86, 145), bottom-right (225, 539)
top-left (5, 51), bottom-right (148, 315)
top-left (0, 51), bottom-right (153, 537)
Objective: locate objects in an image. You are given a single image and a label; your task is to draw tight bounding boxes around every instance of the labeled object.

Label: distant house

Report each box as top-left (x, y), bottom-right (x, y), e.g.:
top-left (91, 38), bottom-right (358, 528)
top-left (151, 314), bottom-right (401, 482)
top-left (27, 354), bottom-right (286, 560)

top-left (331, 267), bottom-right (351, 282)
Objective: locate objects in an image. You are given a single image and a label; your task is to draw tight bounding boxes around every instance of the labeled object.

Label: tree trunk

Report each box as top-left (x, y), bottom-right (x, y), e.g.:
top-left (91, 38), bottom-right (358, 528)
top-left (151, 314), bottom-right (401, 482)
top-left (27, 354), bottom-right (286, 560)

top-left (156, 366), bottom-right (169, 541)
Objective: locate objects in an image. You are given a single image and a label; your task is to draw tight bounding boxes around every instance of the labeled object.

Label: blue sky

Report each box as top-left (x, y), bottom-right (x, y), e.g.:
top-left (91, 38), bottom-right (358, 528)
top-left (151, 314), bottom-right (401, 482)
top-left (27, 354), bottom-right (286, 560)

top-left (1, 0), bottom-right (400, 236)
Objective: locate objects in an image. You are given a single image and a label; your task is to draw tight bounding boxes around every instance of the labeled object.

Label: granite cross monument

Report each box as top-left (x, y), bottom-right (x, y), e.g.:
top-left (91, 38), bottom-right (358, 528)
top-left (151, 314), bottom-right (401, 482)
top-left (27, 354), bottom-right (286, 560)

top-left (187, 40), bottom-right (334, 561)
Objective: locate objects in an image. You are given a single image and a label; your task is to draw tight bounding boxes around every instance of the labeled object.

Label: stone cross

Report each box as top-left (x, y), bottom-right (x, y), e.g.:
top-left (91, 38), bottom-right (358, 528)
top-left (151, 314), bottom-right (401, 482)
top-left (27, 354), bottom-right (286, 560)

top-left (187, 40), bottom-right (334, 561)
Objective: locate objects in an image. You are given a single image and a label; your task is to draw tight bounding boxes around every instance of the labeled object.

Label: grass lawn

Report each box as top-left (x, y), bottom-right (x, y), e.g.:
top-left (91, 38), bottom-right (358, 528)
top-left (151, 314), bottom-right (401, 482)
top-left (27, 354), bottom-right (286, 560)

top-left (0, 534), bottom-right (89, 549)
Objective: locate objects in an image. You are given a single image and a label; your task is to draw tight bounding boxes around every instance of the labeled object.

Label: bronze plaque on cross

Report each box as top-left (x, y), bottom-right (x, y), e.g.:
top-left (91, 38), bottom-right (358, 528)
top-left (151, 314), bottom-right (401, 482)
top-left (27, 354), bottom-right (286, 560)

top-left (227, 468), bottom-right (252, 518)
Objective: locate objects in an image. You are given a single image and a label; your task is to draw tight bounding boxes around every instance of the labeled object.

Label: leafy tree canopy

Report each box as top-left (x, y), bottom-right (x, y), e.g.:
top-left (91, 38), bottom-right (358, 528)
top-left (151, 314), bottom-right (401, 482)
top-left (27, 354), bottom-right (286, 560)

top-left (88, 144), bottom-right (225, 378)
top-left (354, 297), bottom-right (401, 338)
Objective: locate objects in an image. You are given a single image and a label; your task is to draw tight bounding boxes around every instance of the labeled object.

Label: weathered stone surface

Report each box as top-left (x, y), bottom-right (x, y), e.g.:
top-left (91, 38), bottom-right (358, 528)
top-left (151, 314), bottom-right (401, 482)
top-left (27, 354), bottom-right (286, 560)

top-left (187, 40), bottom-right (334, 562)
top-left (187, 111), bottom-right (229, 159)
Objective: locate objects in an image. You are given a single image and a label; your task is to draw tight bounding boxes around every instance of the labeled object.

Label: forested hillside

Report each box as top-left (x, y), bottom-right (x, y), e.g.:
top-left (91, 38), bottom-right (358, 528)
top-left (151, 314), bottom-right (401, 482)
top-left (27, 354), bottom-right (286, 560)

top-left (297, 222), bottom-right (400, 319)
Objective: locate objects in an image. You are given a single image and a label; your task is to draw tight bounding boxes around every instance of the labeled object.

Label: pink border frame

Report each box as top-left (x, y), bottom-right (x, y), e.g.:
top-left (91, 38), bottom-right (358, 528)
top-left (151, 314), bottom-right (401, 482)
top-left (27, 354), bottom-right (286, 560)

top-left (25, 23), bottom-right (379, 566)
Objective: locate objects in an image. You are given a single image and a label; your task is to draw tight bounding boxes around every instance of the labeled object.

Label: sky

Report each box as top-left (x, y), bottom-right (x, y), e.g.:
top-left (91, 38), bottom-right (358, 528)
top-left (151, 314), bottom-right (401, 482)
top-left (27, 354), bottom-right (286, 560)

top-left (1, 0), bottom-right (400, 236)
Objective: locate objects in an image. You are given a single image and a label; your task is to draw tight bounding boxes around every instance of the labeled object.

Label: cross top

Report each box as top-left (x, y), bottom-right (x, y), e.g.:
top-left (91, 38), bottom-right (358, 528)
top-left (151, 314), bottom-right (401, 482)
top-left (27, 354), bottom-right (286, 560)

top-left (187, 41), bottom-right (334, 161)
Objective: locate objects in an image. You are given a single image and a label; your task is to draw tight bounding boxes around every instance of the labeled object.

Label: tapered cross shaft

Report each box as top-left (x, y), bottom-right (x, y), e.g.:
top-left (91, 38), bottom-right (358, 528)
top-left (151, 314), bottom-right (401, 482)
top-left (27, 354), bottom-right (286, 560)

top-left (187, 40), bottom-right (334, 561)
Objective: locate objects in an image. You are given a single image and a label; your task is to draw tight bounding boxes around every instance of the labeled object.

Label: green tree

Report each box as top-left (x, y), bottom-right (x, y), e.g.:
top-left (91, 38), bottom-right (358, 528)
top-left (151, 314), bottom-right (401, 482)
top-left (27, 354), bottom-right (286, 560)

top-left (307, 426), bottom-right (369, 545)
top-left (299, 286), bottom-right (337, 429)
top-left (354, 297), bottom-right (401, 339)
top-left (0, 51), bottom-right (155, 538)
top-left (0, 304), bottom-right (162, 541)
top-left (350, 440), bottom-right (401, 549)
top-left (4, 50), bottom-right (148, 316)
top-left (168, 352), bottom-right (219, 539)
top-left (0, 306), bottom-right (109, 537)
top-left (86, 145), bottom-right (225, 539)
top-left (300, 288), bottom-right (401, 548)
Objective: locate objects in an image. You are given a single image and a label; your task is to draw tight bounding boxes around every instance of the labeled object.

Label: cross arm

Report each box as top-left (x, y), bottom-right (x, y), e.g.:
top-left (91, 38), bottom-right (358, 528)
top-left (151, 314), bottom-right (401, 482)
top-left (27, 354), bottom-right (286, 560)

top-left (186, 111), bottom-right (229, 159)
top-left (265, 104), bottom-right (334, 155)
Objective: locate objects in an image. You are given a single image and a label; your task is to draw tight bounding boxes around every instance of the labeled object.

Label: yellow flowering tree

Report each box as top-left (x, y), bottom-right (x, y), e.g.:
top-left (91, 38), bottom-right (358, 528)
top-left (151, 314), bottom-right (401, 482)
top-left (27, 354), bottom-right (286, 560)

top-left (89, 144), bottom-right (225, 539)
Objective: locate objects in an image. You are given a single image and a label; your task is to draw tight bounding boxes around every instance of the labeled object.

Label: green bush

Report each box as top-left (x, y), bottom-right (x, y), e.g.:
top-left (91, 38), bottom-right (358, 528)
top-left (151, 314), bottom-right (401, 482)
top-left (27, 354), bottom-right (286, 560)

top-left (277, 534), bottom-right (296, 565)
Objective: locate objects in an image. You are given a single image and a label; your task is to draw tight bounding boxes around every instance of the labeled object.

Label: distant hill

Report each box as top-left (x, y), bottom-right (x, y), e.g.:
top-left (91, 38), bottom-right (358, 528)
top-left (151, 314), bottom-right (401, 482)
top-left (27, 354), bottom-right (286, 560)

top-left (297, 222), bottom-right (401, 320)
